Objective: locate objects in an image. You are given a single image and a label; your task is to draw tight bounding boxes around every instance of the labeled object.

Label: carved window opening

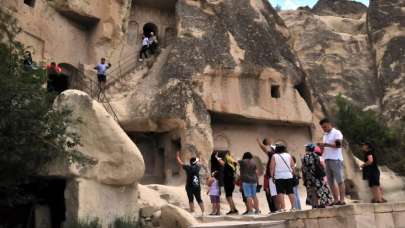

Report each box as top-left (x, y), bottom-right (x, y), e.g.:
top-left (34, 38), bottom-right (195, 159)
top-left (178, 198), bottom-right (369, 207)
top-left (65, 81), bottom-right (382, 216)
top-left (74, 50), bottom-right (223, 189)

top-left (24, 0), bottom-right (36, 7)
top-left (271, 85), bottom-right (281, 98)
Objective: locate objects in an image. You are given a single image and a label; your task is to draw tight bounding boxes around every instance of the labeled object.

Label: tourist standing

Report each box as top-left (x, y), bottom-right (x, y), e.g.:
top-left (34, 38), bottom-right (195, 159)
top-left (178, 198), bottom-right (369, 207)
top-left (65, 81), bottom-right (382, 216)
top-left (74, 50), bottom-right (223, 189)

top-left (360, 142), bottom-right (386, 203)
top-left (291, 156), bottom-right (302, 210)
top-left (318, 118), bottom-right (346, 205)
top-left (217, 151), bottom-right (238, 215)
top-left (139, 35), bottom-right (149, 61)
top-left (270, 145), bottom-right (296, 212)
top-left (207, 171), bottom-right (221, 215)
top-left (256, 137), bottom-right (277, 213)
top-left (176, 152), bottom-right (205, 215)
top-left (302, 144), bottom-right (332, 208)
top-left (46, 62), bottom-right (61, 92)
top-left (94, 58), bottom-right (111, 99)
top-left (238, 152), bottom-right (260, 215)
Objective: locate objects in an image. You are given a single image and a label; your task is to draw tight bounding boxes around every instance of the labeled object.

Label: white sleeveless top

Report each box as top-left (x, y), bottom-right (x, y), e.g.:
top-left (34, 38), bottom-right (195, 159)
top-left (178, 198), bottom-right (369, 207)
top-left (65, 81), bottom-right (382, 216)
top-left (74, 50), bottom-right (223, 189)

top-left (274, 153), bottom-right (293, 179)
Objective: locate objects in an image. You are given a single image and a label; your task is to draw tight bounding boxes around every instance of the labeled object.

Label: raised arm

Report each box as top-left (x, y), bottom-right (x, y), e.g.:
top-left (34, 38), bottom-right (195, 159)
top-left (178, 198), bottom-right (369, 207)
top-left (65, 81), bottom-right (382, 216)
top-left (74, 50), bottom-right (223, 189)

top-left (176, 151), bottom-right (185, 167)
top-left (214, 152), bottom-right (225, 166)
top-left (256, 137), bottom-right (268, 154)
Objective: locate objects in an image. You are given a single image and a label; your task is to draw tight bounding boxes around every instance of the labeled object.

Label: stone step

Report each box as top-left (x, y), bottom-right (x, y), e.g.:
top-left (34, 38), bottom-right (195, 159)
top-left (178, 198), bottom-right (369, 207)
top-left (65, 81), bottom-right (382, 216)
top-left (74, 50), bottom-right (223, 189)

top-left (191, 220), bottom-right (286, 228)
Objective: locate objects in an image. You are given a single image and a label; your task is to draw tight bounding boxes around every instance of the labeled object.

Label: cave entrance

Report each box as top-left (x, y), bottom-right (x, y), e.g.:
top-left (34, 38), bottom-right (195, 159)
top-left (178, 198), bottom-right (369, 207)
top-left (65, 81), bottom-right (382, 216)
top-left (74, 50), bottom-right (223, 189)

top-left (143, 23), bottom-right (158, 37)
top-left (128, 0), bottom-right (177, 51)
top-left (0, 177), bottom-right (67, 228)
top-left (129, 132), bottom-right (181, 184)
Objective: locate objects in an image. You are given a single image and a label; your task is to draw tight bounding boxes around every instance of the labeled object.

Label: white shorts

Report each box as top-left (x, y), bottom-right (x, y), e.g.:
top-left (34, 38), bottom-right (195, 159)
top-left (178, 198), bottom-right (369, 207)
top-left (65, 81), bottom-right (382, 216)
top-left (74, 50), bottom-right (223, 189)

top-left (269, 177), bottom-right (278, 196)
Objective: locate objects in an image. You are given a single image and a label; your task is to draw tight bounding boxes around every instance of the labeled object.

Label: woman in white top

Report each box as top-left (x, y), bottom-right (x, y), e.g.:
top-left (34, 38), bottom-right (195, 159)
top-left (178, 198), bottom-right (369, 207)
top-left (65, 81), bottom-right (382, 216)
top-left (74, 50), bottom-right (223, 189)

top-left (270, 144), bottom-right (296, 211)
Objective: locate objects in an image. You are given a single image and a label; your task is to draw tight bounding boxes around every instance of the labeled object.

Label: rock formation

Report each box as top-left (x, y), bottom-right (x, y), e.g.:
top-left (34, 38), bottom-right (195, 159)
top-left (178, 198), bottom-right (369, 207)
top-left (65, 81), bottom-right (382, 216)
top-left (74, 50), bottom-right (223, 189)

top-left (368, 0), bottom-right (405, 121)
top-left (312, 0), bottom-right (368, 18)
top-left (3, 0), bottom-right (405, 226)
top-left (52, 90), bottom-right (145, 226)
top-left (281, 8), bottom-right (375, 115)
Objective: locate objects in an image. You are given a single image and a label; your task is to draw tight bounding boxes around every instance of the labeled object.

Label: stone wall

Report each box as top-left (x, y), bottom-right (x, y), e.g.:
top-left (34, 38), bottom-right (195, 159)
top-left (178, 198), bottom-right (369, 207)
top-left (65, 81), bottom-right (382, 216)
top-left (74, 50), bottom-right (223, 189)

top-left (268, 202), bottom-right (405, 228)
top-left (2, 0), bottom-right (89, 67)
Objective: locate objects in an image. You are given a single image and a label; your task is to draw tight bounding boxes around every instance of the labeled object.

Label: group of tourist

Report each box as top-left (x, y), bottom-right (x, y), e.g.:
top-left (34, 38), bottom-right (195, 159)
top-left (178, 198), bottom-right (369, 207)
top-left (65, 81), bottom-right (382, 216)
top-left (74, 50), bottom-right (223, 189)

top-left (139, 32), bottom-right (159, 61)
top-left (176, 118), bottom-right (386, 216)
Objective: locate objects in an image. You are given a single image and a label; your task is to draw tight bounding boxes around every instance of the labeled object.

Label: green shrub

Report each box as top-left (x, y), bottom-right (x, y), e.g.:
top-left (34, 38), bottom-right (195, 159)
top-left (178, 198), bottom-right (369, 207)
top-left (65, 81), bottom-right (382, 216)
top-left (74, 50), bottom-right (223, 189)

top-left (333, 95), bottom-right (405, 175)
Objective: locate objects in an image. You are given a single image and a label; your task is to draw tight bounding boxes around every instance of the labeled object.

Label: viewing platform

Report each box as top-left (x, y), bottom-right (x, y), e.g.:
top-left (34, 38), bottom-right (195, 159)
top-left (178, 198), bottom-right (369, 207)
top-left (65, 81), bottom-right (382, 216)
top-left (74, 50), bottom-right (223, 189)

top-left (192, 202), bottom-right (405, 228)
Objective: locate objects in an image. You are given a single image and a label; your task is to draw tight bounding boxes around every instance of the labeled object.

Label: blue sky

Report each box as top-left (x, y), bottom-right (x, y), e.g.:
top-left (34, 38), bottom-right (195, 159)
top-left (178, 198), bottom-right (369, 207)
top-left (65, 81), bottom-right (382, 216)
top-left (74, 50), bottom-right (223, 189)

top-left (269, 0), bottom-right (369, 10)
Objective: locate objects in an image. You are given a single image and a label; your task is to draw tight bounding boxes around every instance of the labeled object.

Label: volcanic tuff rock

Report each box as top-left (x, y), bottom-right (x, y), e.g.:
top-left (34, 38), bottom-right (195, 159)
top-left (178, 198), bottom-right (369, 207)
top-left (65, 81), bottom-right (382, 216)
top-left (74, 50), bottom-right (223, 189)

top-left (51, 90), bottom-right (145, 225)
top-left (280, 9), bottom-right (376, 115)
top-left (281, 0), bottom-right (405, 121)
top-left (53, 90), bottom-right (145, 184)
top-left (368, 0), bottom-right (405, 121)
top-left (110, 0), bottom-right (314, 161)
top-left (312, 0), bottom-right (368, 19)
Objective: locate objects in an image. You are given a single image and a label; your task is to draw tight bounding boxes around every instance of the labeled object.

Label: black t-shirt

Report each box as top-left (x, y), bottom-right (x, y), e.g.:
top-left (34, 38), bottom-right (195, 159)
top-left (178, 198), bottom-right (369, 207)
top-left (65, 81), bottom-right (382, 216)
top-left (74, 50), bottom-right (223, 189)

top-left (363, 151), bottom-right (379, 177)
top-left (183, 164), bottom-right (201, 189)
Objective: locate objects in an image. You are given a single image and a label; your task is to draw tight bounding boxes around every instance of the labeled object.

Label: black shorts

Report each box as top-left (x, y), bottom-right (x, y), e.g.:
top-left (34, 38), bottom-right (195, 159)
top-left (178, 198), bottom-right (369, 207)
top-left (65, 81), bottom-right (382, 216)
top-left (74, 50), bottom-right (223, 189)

top-left (97, 74), bottom-right (106, 82)
top-left (275, 178), bottom-right (294, 195)
top-left (224, 178), bottom-right (235, 197)
top-left (368, 172), bottom-right (380, 187)
top-left (186, 186), bottom-right (202, 204)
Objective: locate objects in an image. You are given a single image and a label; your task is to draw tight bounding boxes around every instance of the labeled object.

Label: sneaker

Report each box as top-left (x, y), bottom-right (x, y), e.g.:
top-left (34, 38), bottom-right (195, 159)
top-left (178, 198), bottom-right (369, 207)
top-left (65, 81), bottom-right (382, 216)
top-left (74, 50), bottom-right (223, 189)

top-left (242, 210), bottom-right (250, 215)
top-left (247, 211), bottom-right (255, 216)
top-left (226, 209), bottom-right (239, 215)
top-left (335, 201), bottom-right (346, 206)
top-left (254, 209), bottom-right (261, 215)
top-left (290, 208), bottom-right (297, 212)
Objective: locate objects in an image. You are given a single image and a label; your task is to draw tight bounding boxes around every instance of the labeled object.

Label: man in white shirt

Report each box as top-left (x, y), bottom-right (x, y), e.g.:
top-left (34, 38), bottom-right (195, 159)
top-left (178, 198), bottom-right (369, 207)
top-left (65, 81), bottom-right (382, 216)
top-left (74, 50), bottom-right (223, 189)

top-left (139, 35), bottom-right (149, 61)
top-left (318, 118), bottom-right (345, 205)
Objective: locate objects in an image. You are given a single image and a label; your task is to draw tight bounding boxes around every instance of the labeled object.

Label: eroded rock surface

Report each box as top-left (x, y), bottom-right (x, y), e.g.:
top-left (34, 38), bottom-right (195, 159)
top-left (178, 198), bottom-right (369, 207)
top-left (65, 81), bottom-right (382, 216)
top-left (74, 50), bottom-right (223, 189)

top-left (280, 9), bottom-right (376, 114)
top-left (368, 0), bottom-right (405, 121)
top-left (52, 90), bottom-right (145, 226)
top-left (53, 90), bottom-right (145, 185)
top-left (108, 0), bottom-right (314, 164)
top-left (312, 0), bottom-right (368, 19)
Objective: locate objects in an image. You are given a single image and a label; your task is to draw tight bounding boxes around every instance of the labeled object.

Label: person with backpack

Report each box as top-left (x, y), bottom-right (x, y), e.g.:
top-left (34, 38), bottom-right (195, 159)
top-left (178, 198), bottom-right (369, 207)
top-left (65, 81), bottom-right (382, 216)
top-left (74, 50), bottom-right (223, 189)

top-left (176, 151), bottom-right (205, 216)
top-left (216, 151), bottom-right (238, 215)
top-left (270, 144), bottom-right (296, 212)
top-left (302, 144), bottom-right (332, 208)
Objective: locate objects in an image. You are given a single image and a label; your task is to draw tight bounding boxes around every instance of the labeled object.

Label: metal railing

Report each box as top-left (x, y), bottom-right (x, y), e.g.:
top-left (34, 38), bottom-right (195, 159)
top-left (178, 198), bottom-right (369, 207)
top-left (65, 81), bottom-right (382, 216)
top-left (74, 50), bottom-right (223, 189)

top-left (70, 68), bottom-right (120, 122)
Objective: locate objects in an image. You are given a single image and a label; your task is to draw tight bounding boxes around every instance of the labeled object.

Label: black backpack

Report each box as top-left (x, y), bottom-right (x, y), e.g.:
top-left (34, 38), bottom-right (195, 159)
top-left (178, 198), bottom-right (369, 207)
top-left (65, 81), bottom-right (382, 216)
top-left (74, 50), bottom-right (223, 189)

top-left (314, 154), bottom-right (326, 179)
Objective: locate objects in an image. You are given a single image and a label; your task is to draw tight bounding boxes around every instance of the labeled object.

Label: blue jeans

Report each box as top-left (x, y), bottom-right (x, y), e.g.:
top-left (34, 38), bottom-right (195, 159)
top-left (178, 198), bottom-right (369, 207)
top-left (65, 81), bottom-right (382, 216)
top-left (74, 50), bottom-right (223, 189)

top-left (242, 182), bottom-right (257, 198)
top-left (293, 186), bottom-right (302, 210)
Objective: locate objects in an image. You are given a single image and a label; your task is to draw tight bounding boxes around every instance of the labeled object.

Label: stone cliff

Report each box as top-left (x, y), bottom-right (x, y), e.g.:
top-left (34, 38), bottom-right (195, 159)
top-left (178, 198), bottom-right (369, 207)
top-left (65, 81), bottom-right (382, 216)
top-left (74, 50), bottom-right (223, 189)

top-left (281, 0), bottom-right (405, 121)
top-left (4, 0), bottom-right (405, 226)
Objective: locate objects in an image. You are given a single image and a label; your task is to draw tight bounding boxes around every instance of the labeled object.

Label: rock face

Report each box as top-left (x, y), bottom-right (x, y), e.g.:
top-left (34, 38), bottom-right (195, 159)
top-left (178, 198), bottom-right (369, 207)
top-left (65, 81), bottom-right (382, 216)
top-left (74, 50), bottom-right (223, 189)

top-left (312, 0), bottom-right (368, 18)
top-left (368, 0), bottom-right (405, 121)
top-left (280, 9), bottom-right (376, 115)
top-left (108, 0), bottom-right (314, 174)
top-left (280, 0), bottom-right (405, 202)
top-left (52, 90), bottom-right (145, 226)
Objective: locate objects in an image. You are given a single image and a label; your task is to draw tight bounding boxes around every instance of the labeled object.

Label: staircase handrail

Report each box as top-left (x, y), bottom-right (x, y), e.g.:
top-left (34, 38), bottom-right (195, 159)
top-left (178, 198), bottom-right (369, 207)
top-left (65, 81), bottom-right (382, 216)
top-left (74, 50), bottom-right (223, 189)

top-left (71, 68), bottom-right (120, 122)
